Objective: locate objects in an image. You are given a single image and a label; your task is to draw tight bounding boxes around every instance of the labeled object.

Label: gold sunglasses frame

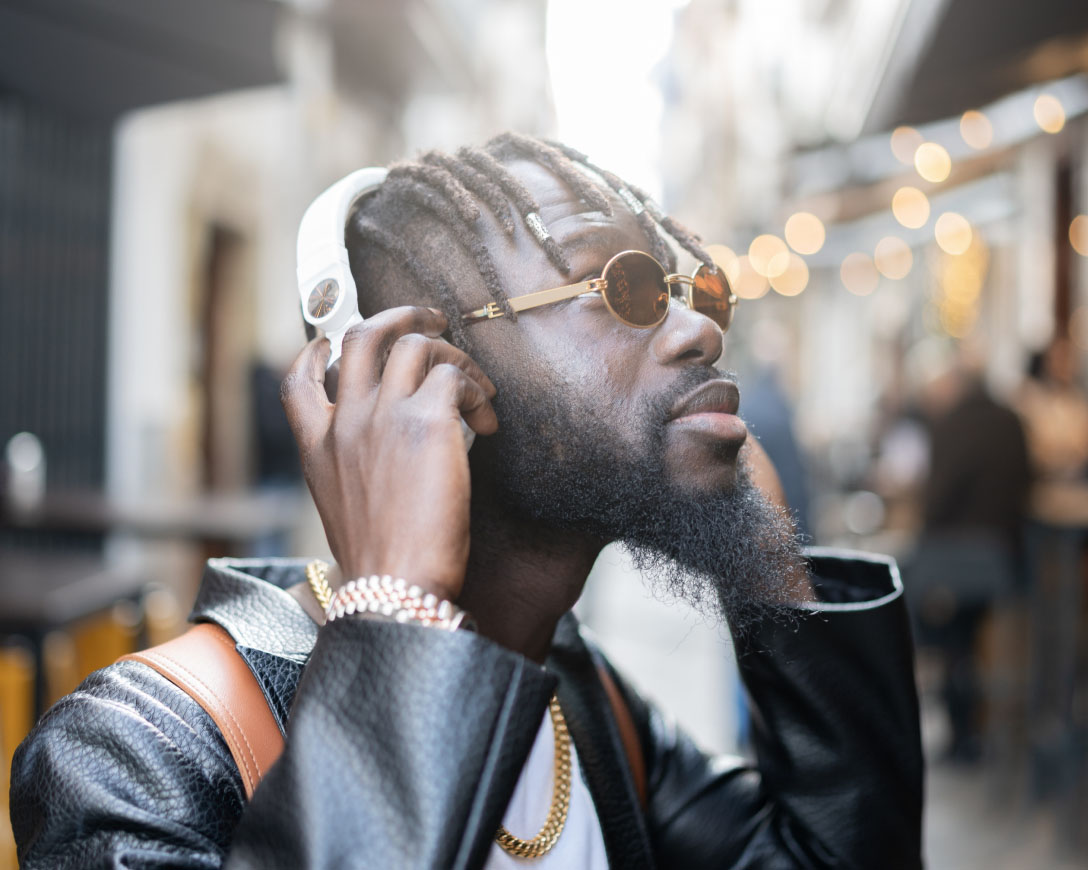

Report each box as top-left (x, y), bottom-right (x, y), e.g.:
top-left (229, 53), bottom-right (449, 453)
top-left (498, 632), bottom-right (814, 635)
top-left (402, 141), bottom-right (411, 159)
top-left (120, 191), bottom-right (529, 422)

top-left (462, 249), bottom-right (737, 330)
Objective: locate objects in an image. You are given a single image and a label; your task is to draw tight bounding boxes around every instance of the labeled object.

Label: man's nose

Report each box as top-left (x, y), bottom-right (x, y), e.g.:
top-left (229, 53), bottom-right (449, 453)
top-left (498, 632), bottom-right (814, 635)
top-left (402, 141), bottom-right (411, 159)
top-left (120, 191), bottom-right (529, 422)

top-left (650, 303), bottom-right (724, 368)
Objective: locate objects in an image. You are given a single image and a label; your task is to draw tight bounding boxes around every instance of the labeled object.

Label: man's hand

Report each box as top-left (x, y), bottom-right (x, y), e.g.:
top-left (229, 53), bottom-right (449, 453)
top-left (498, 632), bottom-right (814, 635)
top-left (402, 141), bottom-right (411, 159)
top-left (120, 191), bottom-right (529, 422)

top-left (280, 306), bottom-right (498, 601)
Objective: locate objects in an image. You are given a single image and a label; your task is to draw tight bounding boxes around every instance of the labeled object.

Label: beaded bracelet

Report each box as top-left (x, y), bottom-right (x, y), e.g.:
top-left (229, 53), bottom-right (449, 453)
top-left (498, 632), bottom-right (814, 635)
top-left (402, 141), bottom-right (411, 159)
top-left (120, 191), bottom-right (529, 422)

top-left (325, 574), bottom-right (473, 632)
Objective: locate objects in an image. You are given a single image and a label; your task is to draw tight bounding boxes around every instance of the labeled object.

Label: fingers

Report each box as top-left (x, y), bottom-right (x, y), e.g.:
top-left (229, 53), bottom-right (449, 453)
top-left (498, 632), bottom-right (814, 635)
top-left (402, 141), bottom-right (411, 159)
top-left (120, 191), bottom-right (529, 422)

top-left (336, 306), bottom-right (449, 398)
top-left (295, 305), bottom-right (497, 449)
top-left (381, 332), bottom-right (497, 400)
top-left (415, 364), bottom-right (499, 436)
top-left (280, 338), bottom-right (333, 451)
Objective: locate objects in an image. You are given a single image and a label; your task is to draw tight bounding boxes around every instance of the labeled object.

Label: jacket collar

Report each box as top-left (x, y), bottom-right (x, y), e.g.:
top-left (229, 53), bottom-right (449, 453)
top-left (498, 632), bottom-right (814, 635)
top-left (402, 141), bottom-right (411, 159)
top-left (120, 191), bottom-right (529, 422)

top-left (190, 557), bottom-right (318, 662)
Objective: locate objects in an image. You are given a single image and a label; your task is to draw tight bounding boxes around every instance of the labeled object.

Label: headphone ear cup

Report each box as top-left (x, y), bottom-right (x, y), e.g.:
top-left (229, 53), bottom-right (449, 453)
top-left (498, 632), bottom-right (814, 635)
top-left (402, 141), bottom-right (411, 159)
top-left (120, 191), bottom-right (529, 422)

top-left (296, 167), bottom-right (390, 363)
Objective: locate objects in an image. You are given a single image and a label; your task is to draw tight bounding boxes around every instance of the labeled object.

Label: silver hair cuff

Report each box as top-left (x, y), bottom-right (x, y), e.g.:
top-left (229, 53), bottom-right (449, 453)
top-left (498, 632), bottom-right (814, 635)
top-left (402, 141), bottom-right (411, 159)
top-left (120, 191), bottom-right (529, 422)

top-left (525, 211), bottom-right (551, 244)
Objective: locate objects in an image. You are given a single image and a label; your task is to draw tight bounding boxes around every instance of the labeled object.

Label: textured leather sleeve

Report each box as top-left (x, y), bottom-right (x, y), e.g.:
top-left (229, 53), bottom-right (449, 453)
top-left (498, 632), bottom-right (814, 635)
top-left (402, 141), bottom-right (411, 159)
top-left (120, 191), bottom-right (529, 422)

top-left (10, 660), bottom-right (246, 869)
top-left (626, 551), bottom-right (923, 870)
top-left (224, 617), bottom-right (556, 870)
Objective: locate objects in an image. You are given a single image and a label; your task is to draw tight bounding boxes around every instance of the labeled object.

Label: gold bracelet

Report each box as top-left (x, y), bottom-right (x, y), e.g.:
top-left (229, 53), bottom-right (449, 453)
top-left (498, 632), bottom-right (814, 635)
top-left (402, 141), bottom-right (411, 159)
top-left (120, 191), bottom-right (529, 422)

top-left (309, 560), bottom-right (472, 631)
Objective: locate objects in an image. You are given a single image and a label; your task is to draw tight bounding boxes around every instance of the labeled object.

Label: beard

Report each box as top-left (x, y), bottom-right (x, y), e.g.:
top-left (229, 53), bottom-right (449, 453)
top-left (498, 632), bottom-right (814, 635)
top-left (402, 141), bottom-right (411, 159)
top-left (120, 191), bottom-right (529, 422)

top-left (471, 362), bottom-right (806, 634)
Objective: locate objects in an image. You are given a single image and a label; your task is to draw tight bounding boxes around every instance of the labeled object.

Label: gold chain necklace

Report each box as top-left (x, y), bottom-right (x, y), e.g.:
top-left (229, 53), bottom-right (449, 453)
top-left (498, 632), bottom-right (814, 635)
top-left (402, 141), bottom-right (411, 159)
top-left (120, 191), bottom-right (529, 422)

top-left (494, 694), bottom-right (572, 858)
top-left (305, 560), bottom-right (572, 858)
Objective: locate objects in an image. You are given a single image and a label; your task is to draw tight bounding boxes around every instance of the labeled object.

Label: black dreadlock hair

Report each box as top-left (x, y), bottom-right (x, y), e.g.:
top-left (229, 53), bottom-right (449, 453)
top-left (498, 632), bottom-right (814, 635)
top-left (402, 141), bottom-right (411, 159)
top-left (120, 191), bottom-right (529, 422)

top-left (544, 139), bottom-right (713, 269)
top-left (455, 144), bottom-right (572, 273)
top-left (344, 133), bottom-right (714, 352)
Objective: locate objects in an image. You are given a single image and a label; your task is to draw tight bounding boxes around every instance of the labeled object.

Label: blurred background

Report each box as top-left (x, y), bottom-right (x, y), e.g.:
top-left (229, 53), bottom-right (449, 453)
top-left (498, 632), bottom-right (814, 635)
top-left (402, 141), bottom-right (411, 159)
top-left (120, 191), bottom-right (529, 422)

top-left (2, 0), bottom-right (1088, 866)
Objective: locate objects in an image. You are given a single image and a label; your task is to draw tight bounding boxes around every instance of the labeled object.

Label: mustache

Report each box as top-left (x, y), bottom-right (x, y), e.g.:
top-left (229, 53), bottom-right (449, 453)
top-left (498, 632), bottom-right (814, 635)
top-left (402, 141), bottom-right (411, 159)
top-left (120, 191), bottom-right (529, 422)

top-left (645, 366), bottom-right (737, 428)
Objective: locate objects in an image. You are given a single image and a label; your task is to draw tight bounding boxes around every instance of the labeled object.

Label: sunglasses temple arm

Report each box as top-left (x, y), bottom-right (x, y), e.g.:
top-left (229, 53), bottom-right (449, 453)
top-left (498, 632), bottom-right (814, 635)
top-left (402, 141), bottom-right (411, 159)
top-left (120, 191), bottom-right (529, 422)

top-left (461, 279), bottom-right (602, 323)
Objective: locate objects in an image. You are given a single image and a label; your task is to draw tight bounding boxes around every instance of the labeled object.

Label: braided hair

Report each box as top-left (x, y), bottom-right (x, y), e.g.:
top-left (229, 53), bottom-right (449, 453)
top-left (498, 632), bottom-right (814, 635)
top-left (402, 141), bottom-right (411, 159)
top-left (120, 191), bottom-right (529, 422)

top-left (344, 133), bottom-right (713, 352)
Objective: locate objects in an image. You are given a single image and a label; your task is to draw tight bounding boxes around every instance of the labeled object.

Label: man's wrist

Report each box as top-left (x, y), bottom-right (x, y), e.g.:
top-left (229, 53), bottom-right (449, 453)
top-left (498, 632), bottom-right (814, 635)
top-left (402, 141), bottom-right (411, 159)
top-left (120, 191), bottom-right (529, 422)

top-left (325, 574), bottom-right (475, 632)
top-left (337, 561), bottom-right (461, 602)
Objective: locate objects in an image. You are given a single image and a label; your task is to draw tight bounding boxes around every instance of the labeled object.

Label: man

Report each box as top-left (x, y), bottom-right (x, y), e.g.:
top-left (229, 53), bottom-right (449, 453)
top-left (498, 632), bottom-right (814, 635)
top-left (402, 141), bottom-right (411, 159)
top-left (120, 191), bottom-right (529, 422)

top-left (11, 134), bottom-right (922, 868)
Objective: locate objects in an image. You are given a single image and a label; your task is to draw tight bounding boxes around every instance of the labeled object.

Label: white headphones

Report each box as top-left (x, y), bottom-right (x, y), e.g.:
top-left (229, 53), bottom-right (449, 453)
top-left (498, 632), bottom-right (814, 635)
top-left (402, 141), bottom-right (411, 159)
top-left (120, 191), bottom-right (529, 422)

top-left (295, 166), bottom-right (475, 449)
top-left (296, 167), bottom-right (389, 367)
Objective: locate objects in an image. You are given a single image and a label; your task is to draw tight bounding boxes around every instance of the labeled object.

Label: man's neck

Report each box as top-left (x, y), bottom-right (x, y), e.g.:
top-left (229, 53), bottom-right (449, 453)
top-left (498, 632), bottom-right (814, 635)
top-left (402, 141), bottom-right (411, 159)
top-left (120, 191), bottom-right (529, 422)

top-left (458, 512), bottom-right (603, 664)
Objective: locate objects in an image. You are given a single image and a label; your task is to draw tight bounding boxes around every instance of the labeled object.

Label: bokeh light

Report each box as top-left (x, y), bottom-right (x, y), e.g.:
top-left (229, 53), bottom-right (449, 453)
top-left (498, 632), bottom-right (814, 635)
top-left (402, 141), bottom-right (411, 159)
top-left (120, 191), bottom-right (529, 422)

top-left (1070, 215), bottom-right (1088, 256)
top-left (1033, 94), bottom-right (1065, 134)
top-left (892, 186), bottom-right (930, 229)
top-left (890, 126), bottom-right (923, 165)
top-left (704, 244), bottom-right (741, 286)
top-left (914, 142), bottom-right (951, 183)
top-left (935, 236), bottom-right (988, 338)
top-left (769, 254), bottom-right (809, 297)
top-left (784, 212), bottom-right (825, 255)
top-left (841, 253), bottom-right (880, 296)
top-left (1071, 306), bottom-right (1088, 351)
top-left (959, 110), bottom-right (993, 149)
top-left (935, 212), bottom-right (973, 255)
top-left (874, 236), bottom-right (913, 279)
top-left (748, 234), bottom-right (790, 278)
top-left (733, 255), bottom-right (770, 300)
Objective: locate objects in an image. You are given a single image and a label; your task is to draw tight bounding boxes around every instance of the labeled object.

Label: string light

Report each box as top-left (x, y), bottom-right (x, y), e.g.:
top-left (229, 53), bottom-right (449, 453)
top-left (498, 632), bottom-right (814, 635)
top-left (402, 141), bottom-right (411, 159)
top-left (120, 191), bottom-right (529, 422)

top-left (874, 236), bottom-right (913, 280)
top-left (959, 110), bottom-right (993, 149)
top-left (784, 212), bottom-right (825, 255)
top-left (935, 212), bottom-right (973, 255)
top-left (841, 253), bottom-right (880, 296)
top-left (935, 236), bottom-right (988, 338)
top-left (914, 142), bottom-right (951, 183)
top-left (769, 254), bottom-right (809, 296)
top-left (733, 255), bottom-right (770, 300)
top-left (1071, 306), bottom-right (1088, 351)
top-left (892, 186), bottom-right (930, 229)
top-left (890, 126), bottom-right (923, 165)
top-left (1070, 215), bottom-right (1088, 256)
top-left (1034, 94), bottom-right (1065, 134)
top-left (748, 234), bottom-right (790, 278)
top-left (704, 244), bottom-right (741, 286)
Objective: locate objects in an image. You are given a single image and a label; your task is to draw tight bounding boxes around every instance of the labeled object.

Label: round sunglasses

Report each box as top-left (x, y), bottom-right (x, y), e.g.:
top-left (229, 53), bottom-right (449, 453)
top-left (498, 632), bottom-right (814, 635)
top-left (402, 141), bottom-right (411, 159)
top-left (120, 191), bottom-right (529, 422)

top-left (462, 249), bottom-right (737, 332)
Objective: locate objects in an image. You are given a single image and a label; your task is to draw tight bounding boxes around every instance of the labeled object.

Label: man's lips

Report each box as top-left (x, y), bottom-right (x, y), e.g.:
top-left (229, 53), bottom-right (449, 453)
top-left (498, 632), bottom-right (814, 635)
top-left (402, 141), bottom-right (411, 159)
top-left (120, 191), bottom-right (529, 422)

top-left (668, 378), bottom-right (741, 420)
top-left (666, 378), bottom-right (747, 444)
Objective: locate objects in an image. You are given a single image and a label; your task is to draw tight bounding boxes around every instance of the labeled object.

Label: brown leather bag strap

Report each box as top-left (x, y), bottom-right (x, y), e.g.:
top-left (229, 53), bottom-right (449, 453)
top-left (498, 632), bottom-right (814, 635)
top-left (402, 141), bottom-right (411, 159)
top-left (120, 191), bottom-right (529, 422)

top-left (121, 624), bottom-right (648, 810)
top-left (597, 663), bottom-right (648, 810)
top-left (120, 623), bottom-right (285, 799)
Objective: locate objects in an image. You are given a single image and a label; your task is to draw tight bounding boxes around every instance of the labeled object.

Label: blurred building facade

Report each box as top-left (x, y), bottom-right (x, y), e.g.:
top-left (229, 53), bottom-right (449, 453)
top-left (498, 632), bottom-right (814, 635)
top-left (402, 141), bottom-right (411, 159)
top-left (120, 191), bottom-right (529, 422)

top-left (106, 0), bottom-right (554, 571)
top-left (657, 0), bottom-right (1088, 552)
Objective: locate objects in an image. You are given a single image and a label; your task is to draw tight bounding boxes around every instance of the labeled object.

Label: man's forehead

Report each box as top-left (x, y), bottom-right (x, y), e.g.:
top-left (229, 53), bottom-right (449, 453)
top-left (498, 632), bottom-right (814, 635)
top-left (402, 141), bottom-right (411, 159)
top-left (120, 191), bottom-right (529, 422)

top-left (504, 157), bottom-right (662, 260)
top-left (507, 157), bottom-right (614, 218)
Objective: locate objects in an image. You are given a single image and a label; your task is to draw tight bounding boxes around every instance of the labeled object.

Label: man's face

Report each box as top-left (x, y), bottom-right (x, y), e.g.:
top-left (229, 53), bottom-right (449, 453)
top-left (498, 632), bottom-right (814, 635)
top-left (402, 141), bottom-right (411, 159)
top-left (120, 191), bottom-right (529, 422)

top-left (461, 158), bottom-right (803, 625)
top-left (465, 159), bottom-right (746, 495)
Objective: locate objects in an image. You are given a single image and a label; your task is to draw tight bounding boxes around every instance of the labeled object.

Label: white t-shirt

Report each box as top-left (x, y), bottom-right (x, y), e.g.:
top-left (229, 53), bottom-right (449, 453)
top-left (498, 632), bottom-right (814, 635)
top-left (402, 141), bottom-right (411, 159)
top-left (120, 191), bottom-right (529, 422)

top-left (484, 704), bottom-right (609, 869)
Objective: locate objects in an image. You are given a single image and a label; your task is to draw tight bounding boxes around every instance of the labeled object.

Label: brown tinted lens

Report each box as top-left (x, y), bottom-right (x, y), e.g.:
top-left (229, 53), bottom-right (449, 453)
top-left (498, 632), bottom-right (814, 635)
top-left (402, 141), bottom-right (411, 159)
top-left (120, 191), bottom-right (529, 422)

top-left (602, 252), bottom-right (669, 327)
top-left (692, 266), bottom-right (735, 331)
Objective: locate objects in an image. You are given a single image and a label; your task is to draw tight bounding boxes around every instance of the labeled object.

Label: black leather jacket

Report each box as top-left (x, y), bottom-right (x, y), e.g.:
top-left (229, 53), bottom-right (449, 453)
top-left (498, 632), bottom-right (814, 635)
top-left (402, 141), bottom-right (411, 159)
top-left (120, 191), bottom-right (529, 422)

top-left (11, 549), bottom-right (922, 869)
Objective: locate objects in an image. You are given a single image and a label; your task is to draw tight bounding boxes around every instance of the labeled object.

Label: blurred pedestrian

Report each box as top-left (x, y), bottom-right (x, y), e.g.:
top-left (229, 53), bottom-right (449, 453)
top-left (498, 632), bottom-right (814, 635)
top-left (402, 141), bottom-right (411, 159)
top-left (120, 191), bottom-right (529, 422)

top-left (907, 354), bottom-right (1030, 762)
top-left (1016, 337), bottom-right (1088, 482)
